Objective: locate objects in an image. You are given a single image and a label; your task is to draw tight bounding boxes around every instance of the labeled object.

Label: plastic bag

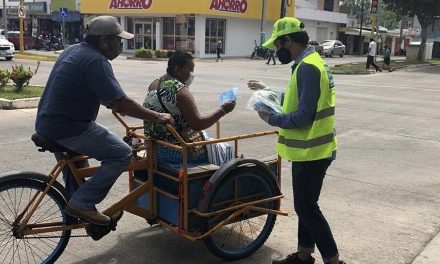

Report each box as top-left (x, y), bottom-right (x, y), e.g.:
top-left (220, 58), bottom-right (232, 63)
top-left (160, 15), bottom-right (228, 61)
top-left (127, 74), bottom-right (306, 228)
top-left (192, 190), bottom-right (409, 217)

top-left (201, 131), bottom-right (234, 166)
top-left (219, 87), bottom-right (238, 106)
top-left (247, 88), bottom-right (283, 114)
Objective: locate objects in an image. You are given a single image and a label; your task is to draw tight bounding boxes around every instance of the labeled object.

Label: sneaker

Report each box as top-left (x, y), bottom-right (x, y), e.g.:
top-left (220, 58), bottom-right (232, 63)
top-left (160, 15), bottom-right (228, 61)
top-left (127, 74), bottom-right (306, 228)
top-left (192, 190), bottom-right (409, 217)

top-left (65, 202), bottom-right (111, 226)
top-left (272, 252), bottom-right (315, 264)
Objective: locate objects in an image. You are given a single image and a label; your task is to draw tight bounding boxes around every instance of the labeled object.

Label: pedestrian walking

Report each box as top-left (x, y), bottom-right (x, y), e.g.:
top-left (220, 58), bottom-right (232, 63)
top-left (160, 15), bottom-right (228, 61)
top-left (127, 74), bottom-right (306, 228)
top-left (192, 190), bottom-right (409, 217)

top-left (366, 38), bottom-right (381, 72)
top-left (247, 16), bottom-right (345, 264)
top-left (266, 48), bottom-right (276, 65)
top-left (216, 40), bottom-right (223, 62)
top-left (382, 44), bottom-right (392, 72)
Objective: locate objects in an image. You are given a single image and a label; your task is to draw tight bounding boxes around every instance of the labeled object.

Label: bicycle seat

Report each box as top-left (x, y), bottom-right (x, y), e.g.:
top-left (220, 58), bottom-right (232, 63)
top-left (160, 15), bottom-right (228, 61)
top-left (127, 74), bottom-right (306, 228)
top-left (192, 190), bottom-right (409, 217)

top-left (31, 133), bottom-right (80, 156)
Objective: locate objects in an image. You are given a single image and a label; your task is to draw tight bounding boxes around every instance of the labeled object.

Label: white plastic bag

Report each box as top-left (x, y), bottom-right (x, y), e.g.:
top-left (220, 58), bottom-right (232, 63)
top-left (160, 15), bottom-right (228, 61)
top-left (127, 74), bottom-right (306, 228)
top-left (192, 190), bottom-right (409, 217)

top-left (201, 131), bottom-right (233, 166)
top-left (247, 88), bottom-right (283, 114)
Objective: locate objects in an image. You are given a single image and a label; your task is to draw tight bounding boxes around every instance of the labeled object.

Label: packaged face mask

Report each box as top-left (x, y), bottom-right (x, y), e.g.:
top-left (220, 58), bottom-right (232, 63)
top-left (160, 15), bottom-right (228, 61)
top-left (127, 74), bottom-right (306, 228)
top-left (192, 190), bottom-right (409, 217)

top-left (219, 87), bottom-right (238, 106)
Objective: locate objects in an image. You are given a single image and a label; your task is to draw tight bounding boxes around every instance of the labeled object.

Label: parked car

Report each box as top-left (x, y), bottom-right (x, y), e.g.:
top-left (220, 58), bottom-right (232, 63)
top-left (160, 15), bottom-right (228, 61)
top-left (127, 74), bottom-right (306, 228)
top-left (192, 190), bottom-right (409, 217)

top-left (322, 40), bottom-right (345, 57)
top-left (6, 31), bottom-right (42, 50)
top-left (308, 40), bottom-right (323, 55)
top-left (0, 35), bottom-right (15, 61)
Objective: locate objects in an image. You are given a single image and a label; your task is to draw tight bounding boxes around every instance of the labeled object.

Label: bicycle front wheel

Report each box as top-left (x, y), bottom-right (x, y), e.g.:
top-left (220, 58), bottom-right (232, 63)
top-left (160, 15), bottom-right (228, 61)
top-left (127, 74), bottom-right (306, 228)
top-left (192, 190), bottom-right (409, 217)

top-left (202, 167), bottom-right (279, 260)
top-left (0, 179), bottom-right (72, 264)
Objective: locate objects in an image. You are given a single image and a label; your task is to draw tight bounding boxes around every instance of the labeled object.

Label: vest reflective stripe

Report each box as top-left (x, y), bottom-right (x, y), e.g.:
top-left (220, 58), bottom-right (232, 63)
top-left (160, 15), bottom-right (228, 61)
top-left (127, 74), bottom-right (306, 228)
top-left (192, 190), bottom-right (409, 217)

top-left (315, 106), bottom-right (335, 121)
top-left (278, 131), bottom-right (335, 149)
top-left (276, 52), bottom-right (337, 161)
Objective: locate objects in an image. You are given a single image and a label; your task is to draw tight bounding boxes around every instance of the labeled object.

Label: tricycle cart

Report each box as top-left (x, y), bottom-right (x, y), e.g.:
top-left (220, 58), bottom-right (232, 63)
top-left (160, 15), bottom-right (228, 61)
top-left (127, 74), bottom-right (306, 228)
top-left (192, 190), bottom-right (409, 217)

top-left (0, 113), bottom-right (287, 263)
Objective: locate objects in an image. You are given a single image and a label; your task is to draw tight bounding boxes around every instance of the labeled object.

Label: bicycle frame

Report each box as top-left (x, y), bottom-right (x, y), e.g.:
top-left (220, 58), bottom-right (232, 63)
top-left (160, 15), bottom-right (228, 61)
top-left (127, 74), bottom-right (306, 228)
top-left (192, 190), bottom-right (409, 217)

top-left (16, 112), bottom-right (288, 242)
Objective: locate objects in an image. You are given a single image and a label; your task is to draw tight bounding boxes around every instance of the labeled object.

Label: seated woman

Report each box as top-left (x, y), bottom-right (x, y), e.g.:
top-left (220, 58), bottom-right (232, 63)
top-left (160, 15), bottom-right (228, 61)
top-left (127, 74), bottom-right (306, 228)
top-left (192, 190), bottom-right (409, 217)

top-left (143, 51), bottom-right (235, 168)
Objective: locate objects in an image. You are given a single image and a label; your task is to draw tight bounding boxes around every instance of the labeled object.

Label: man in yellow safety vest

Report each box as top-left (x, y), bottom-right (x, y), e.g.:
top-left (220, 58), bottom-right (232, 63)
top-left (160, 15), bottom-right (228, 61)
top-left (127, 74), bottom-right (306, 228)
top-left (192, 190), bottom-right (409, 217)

top-left (248, 17), bottom-right (345, 264)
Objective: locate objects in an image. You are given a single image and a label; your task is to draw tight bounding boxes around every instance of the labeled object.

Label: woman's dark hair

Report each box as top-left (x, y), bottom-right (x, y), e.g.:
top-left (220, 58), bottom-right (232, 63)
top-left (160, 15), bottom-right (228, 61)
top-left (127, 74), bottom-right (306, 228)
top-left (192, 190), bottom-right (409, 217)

top-left (166, 50), bottom-right (194, 75)
top-left (277, 31), bottom-right (310, 47)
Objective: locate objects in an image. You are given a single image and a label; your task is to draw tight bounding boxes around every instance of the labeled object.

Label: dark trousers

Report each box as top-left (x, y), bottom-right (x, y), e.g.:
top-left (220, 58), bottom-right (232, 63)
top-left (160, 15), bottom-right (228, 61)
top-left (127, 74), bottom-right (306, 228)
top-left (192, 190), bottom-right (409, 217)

top-left (292, 159), bottom-right (338, 262)
top-left (267, 51), bottom-right (276, 65)
top-left (216, 48), bottom-right (223, 61)
top-left (366, 55), bottom-right (379, 71)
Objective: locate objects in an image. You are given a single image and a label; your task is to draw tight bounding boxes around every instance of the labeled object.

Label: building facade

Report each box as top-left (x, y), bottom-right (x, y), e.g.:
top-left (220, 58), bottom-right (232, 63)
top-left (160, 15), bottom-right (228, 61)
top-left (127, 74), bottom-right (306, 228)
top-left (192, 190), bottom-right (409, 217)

top-left (294, 0), bottom-right (346, 43)
top-left (81, 0), bottom-right (294, 58)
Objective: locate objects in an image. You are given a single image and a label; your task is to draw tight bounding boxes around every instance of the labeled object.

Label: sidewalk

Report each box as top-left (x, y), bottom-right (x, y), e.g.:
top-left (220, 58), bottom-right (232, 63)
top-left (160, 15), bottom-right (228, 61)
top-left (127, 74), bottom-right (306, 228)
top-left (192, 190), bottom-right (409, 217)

top-left (412, 231), bottom-right (440, 264)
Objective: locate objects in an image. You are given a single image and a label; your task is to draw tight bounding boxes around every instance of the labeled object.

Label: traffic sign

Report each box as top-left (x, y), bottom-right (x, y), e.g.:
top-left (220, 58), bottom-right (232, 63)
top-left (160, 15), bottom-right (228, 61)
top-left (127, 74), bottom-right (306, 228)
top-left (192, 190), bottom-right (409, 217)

top-left (18, 5), bottom-right (25, 18)
top-left (60, 7), bottom-right (68, 18)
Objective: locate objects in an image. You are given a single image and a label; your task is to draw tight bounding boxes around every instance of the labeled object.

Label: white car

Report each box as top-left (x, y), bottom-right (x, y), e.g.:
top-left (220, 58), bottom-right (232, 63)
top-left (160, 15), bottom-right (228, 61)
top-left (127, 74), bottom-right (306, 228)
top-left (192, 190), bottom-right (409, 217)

top-left (322, 40), bottom-right (345, 57)
top-left (0, 34), bottom-right (15, 61)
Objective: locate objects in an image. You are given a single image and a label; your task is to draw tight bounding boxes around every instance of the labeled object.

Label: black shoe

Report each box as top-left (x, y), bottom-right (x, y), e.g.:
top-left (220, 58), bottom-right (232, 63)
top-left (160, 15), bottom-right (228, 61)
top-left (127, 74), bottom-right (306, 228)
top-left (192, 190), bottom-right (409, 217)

top-left (272, 252), bottom-right (315, 264)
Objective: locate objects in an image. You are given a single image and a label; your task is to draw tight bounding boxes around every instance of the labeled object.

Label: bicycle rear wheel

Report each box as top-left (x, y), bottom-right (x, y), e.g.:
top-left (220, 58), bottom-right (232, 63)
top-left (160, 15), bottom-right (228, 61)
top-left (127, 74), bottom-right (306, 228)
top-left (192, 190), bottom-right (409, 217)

top-left (202, 167), bottom-right (279, 260)
top-left (0, 179), bottom-right (71, 264)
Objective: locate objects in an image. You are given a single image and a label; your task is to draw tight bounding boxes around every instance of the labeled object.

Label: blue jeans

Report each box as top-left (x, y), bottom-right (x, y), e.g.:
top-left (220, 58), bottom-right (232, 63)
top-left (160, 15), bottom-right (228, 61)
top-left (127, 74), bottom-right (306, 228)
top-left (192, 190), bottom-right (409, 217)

top-left (292, 159), bottom-right (338, 263)
top-left (54, 122), bottom-right (132, 210)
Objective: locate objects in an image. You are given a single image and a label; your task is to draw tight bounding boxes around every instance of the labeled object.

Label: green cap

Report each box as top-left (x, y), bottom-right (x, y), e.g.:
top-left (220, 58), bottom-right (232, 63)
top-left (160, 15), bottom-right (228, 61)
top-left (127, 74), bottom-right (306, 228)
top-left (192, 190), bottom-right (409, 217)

top-left (262, 17), bottom-right (304, 49)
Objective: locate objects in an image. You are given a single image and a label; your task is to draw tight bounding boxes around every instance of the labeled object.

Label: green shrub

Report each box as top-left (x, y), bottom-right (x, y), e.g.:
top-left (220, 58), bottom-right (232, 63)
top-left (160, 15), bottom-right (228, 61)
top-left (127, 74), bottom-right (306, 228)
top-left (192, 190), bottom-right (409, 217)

top-left (10, 62), bottom-right (40, 91)
top-left (0, 69), bottom-right (10, 89)
top-left (154, 49), bottom-right (171, 58)
top-left (134, 48), bottom-right (153, 58)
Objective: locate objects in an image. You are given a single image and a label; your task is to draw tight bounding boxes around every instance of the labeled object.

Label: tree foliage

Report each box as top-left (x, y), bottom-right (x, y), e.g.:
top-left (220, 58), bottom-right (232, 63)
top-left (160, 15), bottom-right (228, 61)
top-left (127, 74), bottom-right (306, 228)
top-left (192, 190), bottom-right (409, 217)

top-left (340, 0), bottom-right (400, 30)
top-left (382, 0), bottom-right (440, 61)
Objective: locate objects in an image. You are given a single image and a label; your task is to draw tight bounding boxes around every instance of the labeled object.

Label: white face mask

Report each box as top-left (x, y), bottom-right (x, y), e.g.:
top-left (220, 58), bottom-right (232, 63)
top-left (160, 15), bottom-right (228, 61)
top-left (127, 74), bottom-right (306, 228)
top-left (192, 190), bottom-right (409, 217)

top-left (184, 73), bottom-right (194, 86)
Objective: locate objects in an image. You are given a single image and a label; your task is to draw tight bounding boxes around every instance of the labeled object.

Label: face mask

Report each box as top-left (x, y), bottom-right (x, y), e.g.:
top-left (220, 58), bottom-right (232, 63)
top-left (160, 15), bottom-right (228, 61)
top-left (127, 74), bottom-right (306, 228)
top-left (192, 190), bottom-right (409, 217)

top-left (184, 73), bottom-right (194, 86)
top-left (276, 47), bottom-right (293, 64)
top-left (105, 41), bottom-right (122, 61)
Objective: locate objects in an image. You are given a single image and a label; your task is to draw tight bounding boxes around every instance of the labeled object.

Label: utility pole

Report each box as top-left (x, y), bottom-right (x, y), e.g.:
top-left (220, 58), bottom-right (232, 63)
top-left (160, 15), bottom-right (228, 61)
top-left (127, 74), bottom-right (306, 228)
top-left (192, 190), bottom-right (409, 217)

top-left (260, 0), bottom-right (266, 46)
top-left (2, 0), bottom-right (7, 32)
top-left (19, 0), bottom-right (24, 54)
top-left (375, 0), bottom-right (381, 54)
top-left (358, 0), bottom-right (365, 55)
top-left (280, 0), bottom-right (286, 18)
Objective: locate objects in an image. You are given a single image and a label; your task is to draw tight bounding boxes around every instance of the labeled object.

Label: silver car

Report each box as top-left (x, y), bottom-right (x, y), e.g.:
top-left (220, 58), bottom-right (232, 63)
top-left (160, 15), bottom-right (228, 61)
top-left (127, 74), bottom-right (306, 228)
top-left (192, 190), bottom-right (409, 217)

top-left (0, 34), bottom-right (15, 61)
top-left (322, 40), bottom-right (345, 57)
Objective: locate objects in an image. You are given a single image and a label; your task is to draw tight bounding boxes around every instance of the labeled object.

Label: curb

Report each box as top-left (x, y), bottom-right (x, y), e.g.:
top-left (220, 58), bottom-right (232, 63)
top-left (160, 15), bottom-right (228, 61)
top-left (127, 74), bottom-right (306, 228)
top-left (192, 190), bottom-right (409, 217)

top-left (0, 97), bottom-right (40, 109)
top-left (412, 230), bottom-right (440, 264)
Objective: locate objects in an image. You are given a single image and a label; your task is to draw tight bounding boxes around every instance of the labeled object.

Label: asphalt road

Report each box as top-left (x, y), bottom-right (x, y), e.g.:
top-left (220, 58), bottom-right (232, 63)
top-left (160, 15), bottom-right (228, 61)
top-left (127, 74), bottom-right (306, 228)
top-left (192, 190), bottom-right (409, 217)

top-left (0, 56), bottom-right (439, 264)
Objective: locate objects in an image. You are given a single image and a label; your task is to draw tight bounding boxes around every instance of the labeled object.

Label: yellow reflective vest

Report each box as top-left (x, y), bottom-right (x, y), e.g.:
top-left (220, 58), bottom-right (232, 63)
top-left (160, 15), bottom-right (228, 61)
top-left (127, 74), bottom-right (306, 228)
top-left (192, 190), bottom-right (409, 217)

top-left (276, 52), bottom-right (337, 161)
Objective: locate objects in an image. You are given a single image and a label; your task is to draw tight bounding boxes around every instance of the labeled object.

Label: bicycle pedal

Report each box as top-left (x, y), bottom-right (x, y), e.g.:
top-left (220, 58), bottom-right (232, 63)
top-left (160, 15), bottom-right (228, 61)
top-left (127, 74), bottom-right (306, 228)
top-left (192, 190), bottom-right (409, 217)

top-left (86, 222), bottom-right (117, 241)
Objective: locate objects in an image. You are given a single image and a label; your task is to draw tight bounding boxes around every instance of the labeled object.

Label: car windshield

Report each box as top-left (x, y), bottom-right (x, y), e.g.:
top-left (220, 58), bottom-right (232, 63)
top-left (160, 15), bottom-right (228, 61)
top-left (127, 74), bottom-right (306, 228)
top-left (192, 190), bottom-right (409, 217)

top-left (321, 41), bottom-right (335, 46)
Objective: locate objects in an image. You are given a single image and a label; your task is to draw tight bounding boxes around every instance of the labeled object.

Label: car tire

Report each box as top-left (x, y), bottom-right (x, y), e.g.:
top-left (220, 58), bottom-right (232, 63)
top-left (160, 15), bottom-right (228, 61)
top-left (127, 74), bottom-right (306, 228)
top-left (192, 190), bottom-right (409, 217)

top-left (329, 50), bottom-right (333, 57)
top-left (5, 57), bottom-right (13, 61)
top-left (340, 51), bottom-right (344, 57)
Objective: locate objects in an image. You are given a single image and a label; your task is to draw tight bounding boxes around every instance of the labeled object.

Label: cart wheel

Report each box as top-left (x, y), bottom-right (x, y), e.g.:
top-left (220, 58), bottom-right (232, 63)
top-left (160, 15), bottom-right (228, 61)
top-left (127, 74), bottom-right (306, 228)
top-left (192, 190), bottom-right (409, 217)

top-left (202, 167), bottom-right (279, 260)
top-left (0, 179), bottom-right (72, 264)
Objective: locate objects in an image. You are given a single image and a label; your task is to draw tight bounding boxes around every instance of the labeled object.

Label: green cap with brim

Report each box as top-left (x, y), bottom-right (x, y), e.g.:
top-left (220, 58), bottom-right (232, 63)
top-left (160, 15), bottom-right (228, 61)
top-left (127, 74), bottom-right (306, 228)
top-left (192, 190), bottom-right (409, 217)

top-left (262, 17), bottom-right (304, 49)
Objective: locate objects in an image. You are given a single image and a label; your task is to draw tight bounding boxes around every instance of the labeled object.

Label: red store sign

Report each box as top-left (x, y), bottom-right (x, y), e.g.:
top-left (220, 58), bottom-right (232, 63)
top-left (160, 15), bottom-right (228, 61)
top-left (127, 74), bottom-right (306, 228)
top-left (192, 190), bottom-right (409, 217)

top-left (209, 0), bottom-right (248, 14)
top-left (109, 0), bottom-right (153, 10)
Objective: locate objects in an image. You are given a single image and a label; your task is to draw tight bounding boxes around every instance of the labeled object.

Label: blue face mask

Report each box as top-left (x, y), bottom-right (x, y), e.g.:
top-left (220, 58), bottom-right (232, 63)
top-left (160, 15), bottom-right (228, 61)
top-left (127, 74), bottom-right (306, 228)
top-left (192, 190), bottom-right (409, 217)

top-left (276, 47), bottom-right (293, 64)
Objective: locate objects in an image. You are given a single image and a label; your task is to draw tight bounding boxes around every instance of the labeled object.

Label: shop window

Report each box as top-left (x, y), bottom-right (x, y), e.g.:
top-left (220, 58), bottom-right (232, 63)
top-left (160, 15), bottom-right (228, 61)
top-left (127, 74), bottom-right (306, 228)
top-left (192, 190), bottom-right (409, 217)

top-left (205, 18), bottom-right (226, 54)
top-left (162, 15), bottom-right (195, 52)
